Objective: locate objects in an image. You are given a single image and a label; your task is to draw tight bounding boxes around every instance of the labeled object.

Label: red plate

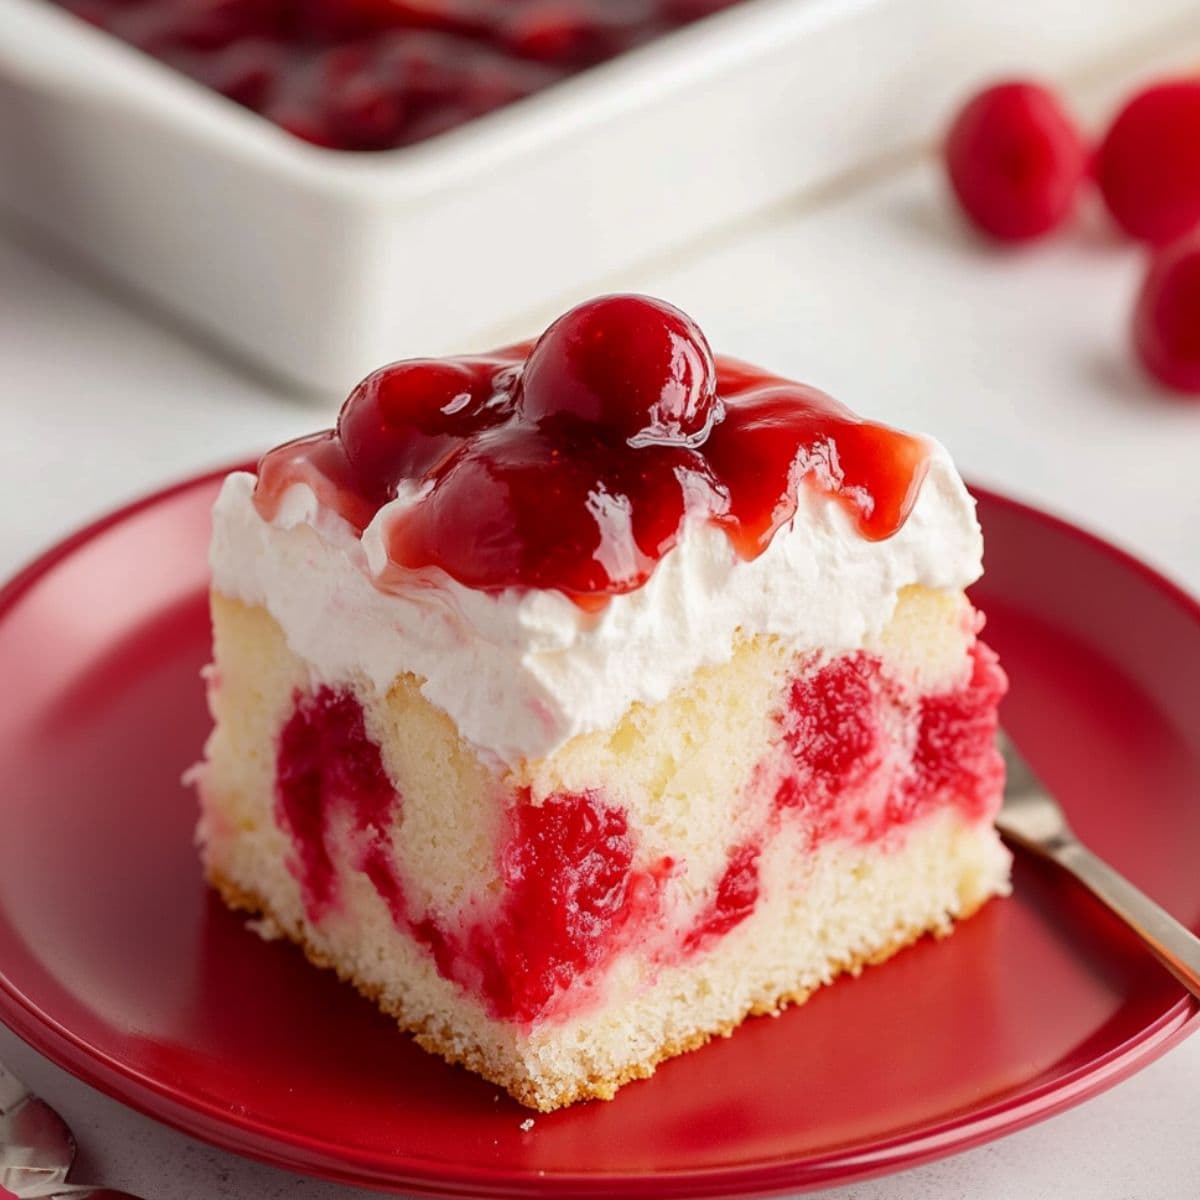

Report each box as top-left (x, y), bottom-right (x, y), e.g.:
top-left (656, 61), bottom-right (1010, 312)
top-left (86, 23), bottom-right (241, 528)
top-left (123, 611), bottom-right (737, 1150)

top-left (0, 468), bottom-right (1197, 1198)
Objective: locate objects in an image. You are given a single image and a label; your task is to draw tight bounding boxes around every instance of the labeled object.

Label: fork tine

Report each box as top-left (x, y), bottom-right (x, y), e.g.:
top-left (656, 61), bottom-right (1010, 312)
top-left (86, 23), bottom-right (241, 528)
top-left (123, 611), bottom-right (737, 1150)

top-left (995, 730), bottom-right (1075, 849)
top-left (997, 729), bottom-right (1042, 798)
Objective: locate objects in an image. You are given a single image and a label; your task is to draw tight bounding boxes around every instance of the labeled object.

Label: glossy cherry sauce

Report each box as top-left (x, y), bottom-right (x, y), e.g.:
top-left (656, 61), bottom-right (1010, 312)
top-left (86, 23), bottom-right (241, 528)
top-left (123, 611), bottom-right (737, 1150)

top-left (273, 642), bottom-right (1005, 1023)
top-left (55, 0), bottom-right (749, 150)
top-left (254, 295), bottom-right (931, 606)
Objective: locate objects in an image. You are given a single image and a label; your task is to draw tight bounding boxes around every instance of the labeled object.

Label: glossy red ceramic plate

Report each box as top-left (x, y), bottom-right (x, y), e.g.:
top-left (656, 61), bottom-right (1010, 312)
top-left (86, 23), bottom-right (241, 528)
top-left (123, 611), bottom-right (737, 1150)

top-left (0, 468), bottom-right (1198, 1198)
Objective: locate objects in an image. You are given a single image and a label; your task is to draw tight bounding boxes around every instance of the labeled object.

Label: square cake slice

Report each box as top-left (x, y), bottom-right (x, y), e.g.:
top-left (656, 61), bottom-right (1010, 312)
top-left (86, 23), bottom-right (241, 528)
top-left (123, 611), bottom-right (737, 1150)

top-left (194, 295), bottom-right (1010, 1111)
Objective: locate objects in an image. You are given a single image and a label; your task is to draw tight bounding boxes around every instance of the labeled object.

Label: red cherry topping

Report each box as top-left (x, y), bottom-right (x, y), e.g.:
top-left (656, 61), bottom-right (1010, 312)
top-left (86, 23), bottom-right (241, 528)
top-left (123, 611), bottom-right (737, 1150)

top-left (317, 44), bottom-right (410, 151)
top-left (704, 382), bottom-right (930, 552)
top-left (380, 425), bottom-right (718, 598)
top-left (255, 295), bottom-right (931, 603)
top-left (500, 2), bottom-right (619, 66)
top-left (256, 432), bottom-right (379, 531)
top-left (1097, 80), bottom-right (1200, 246)
top-left (198, 40), bottom-right (284, 111)
top-left (1132, 235), bottom-right (1200, 395)
top-left (943, 80), bottom-right (1088, 242)
top-left (337, 355), bottom-right (519, 500)
top-left (54, 0), bottom-right (747, 151)
top-left (519, 294), bottom-right (719, 444)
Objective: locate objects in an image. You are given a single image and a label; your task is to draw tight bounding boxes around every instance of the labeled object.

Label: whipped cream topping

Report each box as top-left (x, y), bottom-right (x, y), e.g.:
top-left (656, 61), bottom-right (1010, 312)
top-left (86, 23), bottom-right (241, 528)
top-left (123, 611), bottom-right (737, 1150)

top-left (209, 440), bottom-right (982, 768)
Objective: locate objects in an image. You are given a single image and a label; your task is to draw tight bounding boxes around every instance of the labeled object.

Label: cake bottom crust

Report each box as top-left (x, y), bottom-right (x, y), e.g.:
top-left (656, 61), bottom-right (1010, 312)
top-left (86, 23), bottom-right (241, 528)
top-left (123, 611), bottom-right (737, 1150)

top-left (208, 817), bottom-right (1004, 1112)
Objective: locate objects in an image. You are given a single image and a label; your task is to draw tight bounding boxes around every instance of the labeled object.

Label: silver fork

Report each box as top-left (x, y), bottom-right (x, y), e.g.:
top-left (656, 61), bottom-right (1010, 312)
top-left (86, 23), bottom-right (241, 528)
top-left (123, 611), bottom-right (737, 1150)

top-left (0, 1062), bottom-right (143, 1199)
top-left (997, 732), bottom-right (1200, 999)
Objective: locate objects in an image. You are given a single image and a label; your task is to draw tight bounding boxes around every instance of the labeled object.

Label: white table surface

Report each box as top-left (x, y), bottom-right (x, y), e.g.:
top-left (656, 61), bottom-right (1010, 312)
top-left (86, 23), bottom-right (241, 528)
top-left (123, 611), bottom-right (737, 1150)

top-left (2, 46), bottom-right (1200, 1200)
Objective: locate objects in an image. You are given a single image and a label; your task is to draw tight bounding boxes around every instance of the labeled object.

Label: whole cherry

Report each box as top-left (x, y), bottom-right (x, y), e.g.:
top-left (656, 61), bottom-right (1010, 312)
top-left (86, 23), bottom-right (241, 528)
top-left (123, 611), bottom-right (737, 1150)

top-left (943, 80), bottom-right (1089, 242)
top-left (518, 294), bottom-right (719, 443)
top-left (1132, 235), bottom-right (1200, 395)
top-left (1097, 80), bottom-right (1200, 246)
top-left (383, 423), bottom-right (708, 596)
top-left (337, 358), bottom-right (499, 498)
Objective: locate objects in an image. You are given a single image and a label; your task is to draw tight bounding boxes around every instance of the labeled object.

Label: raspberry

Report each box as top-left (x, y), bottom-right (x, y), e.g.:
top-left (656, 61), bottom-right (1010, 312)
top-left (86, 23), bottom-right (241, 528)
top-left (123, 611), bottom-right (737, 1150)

top-left (943, 80), bottom-right (1088, 242)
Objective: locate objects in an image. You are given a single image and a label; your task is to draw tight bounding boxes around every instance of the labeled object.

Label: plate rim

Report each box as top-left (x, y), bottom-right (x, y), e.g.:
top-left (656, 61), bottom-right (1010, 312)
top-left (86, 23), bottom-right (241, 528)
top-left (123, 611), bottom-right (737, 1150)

top-left (0, 462), bottom-right (1197, 1198)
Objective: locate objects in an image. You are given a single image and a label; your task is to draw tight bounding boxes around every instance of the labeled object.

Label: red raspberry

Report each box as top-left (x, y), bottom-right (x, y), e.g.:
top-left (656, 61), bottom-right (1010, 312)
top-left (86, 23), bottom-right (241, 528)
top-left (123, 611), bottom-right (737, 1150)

top-left (1132, 235), bottom-right (1200, 395)
top-left (943, 81), bottom-right (1088, 242)
top-left (1097, 80), bottom-right (1200, 246)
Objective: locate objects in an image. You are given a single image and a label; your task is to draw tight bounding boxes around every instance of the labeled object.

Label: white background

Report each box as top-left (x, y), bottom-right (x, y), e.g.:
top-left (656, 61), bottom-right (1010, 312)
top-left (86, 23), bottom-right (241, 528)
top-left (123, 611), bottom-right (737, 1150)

top-left (2, 38), bottom-right (1199, 1200)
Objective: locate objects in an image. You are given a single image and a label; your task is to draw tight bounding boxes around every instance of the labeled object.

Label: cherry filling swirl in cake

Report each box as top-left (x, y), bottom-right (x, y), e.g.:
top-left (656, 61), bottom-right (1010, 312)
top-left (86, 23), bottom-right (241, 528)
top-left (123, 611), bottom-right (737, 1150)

top-left (195, 294), bottom-right (1009, 1111)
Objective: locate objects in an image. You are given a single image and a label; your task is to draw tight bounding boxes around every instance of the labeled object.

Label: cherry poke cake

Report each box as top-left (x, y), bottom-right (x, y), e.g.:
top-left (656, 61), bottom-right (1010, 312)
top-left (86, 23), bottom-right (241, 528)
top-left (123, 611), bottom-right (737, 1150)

top-left (193, 294), bottom-right (1010, 1111)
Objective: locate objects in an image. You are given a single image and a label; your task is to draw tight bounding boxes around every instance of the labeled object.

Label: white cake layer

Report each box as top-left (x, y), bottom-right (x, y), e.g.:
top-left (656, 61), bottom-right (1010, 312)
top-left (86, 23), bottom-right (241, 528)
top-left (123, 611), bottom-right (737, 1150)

top-left (197, 590), bottom-right (1009, 1109)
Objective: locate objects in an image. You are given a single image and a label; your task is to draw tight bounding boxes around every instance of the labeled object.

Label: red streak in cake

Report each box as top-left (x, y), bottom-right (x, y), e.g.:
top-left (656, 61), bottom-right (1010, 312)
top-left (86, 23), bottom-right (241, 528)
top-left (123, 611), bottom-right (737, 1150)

top-left (679, 638), bottom-right (1005, 955)
top-left (275, 687), bottom-right (404, 922)
top-left (254, 295), bottom-right (930, 605)
top-left (909, 641), bottom-right (1007, 822)
top-left (774, 642), bottom-right (1007, 847)
top-left (275, 690), bottom-right (665, 1022)
top-left (683, 842), bottom-right (762, 953)
top-left (780, 654), bottom-right (885, 807)
top-left (444, 791), bottom-right (669, 1023)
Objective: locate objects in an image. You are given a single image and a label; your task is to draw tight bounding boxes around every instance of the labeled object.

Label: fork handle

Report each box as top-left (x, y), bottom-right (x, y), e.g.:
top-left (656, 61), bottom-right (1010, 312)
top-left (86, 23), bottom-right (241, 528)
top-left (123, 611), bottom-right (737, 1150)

top-left (1054, 840), bottom-right (1200, 1000)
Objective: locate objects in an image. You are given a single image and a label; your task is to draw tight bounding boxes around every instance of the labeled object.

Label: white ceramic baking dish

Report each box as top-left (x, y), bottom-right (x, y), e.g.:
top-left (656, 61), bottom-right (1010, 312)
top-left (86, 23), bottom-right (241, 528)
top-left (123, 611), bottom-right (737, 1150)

top-left (0, 0), bottom-right (1195, 394)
